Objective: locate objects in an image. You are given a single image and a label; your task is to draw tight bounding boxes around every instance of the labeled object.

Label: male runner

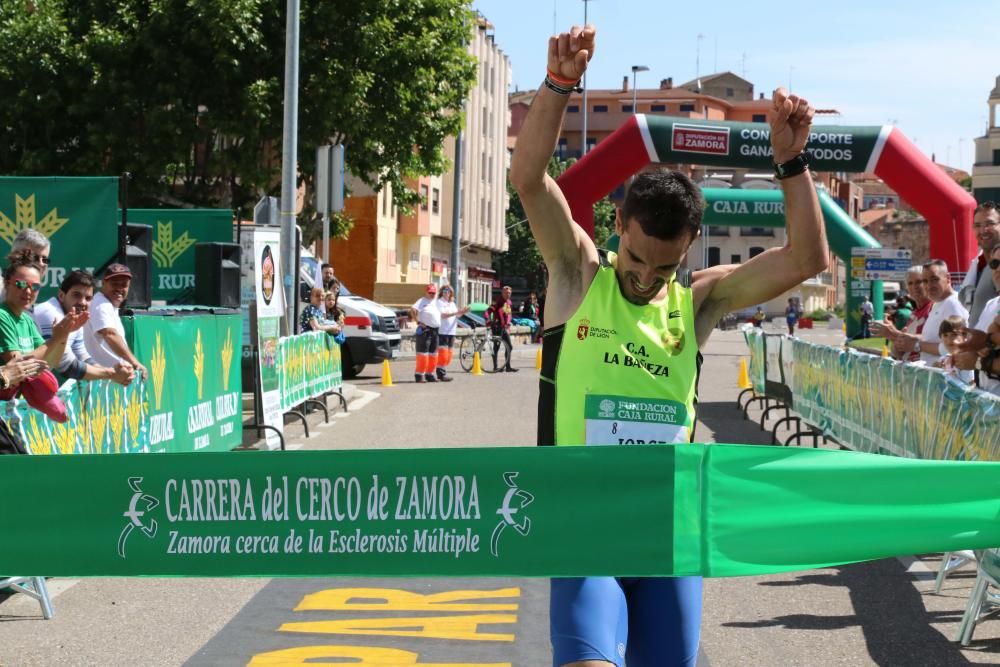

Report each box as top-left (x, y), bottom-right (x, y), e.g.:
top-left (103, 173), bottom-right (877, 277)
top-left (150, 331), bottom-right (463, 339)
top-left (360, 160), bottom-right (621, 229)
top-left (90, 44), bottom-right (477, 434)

top-left (509, 24), bottom-right (829, 667)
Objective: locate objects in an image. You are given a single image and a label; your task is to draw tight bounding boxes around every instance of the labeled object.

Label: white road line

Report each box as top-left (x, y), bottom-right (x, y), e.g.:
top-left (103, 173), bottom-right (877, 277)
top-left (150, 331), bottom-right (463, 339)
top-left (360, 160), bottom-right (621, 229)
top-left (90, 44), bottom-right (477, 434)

top-left (335, 389), bottom-right (380, 416)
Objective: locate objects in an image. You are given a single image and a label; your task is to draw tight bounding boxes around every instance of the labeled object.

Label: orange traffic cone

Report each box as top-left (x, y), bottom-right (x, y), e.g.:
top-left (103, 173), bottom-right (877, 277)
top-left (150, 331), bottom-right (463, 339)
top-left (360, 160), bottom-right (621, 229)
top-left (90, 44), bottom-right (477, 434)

top-left (381, 359), bottom-right (393, 386)
top-left (471, 351), bottom-right (484, 376)
top-left (737, 358), bottom-right (752, 389)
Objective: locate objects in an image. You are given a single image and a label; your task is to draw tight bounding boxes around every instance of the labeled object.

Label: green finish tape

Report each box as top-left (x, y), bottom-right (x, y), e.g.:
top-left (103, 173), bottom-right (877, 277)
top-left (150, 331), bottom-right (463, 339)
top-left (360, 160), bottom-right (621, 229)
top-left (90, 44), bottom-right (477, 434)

top-left (2, 444), bottom-right (996, 578)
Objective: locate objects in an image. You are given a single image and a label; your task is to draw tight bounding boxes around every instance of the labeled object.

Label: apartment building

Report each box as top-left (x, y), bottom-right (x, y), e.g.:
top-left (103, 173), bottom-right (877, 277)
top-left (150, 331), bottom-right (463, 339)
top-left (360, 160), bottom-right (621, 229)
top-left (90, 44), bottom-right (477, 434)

top-left (329, 14), bottom-right (511, 307)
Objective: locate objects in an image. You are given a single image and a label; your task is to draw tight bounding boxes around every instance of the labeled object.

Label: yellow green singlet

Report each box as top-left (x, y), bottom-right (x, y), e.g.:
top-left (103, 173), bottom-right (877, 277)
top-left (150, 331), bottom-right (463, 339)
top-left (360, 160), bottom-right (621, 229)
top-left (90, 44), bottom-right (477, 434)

top-left (538, 252), bottom-right (700, 446)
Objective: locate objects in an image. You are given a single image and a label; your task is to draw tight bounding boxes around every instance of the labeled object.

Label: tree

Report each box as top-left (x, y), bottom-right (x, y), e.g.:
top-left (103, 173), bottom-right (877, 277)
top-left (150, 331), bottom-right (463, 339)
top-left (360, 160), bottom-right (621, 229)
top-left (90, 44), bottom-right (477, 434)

top-left (0, 0), bottom-right (476, 234)
top-left (498, 157), bottom-right (617, 290)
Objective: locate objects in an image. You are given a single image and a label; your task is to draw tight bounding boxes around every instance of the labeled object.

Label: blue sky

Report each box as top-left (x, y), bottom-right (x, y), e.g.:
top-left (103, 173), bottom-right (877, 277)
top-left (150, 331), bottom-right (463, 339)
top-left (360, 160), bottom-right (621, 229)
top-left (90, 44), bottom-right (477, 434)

top-left (472, 0), bottom-right (1000, 172)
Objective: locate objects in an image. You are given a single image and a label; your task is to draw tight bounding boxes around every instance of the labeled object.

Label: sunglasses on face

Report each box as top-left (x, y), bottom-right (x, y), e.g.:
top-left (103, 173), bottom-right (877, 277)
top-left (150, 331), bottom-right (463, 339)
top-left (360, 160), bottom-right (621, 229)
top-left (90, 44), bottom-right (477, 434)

top-left (12, 279), bottom-right (41, 292)
top-left (990, 258), bottom-right (1000, 270)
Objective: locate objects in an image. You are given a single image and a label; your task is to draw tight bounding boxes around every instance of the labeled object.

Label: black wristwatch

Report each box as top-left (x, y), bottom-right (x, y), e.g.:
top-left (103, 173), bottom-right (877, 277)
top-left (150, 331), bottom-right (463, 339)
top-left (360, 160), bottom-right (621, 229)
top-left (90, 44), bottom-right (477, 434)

top-left (774, 153), bottom-right (810, 180)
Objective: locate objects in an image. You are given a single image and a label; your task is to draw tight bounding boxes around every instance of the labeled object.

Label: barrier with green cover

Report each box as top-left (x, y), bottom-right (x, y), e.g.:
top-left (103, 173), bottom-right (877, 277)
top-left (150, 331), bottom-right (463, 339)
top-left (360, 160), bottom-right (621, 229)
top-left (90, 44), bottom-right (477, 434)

top-left (278, 331), bottom-right (343, 412)
top-left (124, 311), bottom-right (242, 453)
top-left (0, 445), bottom-right (997, 577)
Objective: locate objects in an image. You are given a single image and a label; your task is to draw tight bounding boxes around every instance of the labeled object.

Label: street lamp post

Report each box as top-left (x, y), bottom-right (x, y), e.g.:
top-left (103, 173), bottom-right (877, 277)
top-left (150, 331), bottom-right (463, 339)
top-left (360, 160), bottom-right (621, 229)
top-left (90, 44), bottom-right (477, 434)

top-left (631, 65), bottom-right (649, 113)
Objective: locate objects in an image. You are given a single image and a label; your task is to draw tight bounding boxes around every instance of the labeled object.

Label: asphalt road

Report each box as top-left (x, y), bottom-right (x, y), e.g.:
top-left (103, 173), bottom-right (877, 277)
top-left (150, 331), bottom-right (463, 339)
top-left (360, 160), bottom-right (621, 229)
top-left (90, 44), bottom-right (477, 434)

top-left (0, 324), bottom-right (996, 666)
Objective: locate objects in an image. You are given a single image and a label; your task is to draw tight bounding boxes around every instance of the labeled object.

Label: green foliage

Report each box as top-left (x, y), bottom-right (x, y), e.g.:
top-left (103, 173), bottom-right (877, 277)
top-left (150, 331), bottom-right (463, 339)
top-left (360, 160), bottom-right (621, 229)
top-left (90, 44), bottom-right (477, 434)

top-left (0, 0), bottom-right (476, 234)
top-left (498, 157), bottom-right (618, 290)
top-left (805, 308), bottom-right (831, 321)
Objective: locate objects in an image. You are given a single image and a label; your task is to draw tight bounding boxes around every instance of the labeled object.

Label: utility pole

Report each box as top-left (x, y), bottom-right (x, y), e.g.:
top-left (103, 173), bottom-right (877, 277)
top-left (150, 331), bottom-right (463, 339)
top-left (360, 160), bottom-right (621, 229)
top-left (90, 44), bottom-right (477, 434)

top-left (279, 0), bottom-right (301, 329)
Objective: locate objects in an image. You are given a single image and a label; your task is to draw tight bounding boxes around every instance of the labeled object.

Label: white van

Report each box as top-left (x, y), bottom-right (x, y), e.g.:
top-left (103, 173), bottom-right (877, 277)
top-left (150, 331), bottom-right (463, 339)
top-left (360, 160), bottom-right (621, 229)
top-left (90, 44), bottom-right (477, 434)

top-left (299, 250), bottom-right (401, 378)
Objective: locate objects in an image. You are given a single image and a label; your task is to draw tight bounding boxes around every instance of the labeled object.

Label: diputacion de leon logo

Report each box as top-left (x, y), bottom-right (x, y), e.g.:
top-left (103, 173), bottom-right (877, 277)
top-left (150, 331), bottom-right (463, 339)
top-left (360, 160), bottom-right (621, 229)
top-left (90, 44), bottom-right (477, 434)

top-left (490, 472), bottom-right (534, 558)
top-left (119, 477), bottom-right (160, 558)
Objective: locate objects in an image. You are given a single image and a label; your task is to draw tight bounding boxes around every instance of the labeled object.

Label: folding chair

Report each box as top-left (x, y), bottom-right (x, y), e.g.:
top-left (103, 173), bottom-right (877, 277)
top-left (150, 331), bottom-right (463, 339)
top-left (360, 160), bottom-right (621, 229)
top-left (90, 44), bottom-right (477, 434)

top-left (957, 548), bottom-right (1000, 645)
top-left (0, 576), bottom-right (54, 619)
top-left (934, 550), bottom-right (976, 593)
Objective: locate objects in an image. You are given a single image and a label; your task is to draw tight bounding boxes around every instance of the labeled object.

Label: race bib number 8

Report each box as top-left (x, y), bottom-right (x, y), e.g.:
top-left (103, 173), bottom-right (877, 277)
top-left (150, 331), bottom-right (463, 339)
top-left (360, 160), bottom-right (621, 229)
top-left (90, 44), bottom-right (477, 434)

top-left (584, 394), bottom-right (690, 445)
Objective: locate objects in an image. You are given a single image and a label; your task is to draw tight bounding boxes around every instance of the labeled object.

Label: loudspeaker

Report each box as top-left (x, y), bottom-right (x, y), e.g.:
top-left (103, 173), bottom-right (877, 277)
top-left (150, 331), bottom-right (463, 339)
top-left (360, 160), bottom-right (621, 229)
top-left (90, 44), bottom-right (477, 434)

top-left (194, 242), bottom-right (241, 308)
top-left (124, 223), bottom-right (152, 309)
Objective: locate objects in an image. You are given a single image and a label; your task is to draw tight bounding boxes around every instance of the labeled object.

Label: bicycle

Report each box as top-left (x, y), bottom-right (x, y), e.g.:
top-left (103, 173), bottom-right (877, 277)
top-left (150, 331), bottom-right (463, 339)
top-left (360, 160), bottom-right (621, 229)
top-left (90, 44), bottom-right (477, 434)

top-left (458, 327), bottom-right (501, 372)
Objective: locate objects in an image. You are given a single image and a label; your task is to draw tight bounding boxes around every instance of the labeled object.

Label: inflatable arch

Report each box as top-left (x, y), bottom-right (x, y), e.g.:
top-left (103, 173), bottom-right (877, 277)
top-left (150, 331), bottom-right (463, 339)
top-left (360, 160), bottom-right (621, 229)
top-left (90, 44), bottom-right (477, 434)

top-left (557, 115), bottom-right (977, 276)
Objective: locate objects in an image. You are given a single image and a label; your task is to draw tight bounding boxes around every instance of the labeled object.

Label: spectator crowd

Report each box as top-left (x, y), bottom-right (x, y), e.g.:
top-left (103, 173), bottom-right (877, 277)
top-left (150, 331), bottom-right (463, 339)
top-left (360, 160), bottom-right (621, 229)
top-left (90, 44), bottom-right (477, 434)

top-left (874, 202), bottom-right (1000, 395)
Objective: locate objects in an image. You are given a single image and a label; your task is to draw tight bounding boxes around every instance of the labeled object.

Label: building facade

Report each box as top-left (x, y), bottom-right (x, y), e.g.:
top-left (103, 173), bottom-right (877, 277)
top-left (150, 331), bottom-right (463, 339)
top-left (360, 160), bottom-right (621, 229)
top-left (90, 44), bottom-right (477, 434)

top-left (972, 75), bottom-right (1000, 204)
top-left (329, 14), bottom-right (511, 308)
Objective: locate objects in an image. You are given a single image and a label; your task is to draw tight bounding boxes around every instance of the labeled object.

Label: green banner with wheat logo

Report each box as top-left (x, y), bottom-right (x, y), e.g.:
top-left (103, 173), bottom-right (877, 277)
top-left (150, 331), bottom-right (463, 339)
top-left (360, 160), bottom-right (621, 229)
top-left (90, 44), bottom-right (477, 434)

top-left (126, 209), bottom-right (233, 303)
top-left (278, 332), bottom-right (343, 411)
top-left (0, 177), bottom-right (119, 301)
top-left (125, 312), bottom-right (242, 452)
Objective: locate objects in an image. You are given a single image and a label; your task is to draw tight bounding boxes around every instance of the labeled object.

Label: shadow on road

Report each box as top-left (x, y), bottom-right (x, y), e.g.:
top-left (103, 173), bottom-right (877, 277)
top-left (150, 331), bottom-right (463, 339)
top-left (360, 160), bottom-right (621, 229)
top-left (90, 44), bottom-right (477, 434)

top-left (723, 559), bottom-right (999, 665)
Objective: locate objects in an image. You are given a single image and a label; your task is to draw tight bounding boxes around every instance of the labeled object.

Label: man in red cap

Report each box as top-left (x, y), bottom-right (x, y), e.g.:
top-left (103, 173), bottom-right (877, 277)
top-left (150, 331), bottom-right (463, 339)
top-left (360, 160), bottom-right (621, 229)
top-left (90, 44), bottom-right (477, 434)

top-left (409, 284), bottom-right (446, 383)
top-left (83, 263), bottom-right (147, 380)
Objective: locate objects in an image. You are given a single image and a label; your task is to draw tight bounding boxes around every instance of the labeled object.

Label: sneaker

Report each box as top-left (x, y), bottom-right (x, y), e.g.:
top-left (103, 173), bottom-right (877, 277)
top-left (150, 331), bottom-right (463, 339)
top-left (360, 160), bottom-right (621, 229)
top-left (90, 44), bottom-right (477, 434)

top-left (505, 366), bottom-right (519, 372)
top-left (425, 375), bottom-right (438, 383)
top-left (415, 376), bottom-right (426, 383)
top-left (437, 376), bottom-right (454, 382)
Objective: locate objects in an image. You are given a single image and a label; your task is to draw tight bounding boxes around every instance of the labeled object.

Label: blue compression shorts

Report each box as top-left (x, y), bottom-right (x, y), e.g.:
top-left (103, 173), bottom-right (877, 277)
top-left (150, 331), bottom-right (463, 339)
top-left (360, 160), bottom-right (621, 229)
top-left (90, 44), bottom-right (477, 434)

top-left (550, 576), bottom-right (703, 667)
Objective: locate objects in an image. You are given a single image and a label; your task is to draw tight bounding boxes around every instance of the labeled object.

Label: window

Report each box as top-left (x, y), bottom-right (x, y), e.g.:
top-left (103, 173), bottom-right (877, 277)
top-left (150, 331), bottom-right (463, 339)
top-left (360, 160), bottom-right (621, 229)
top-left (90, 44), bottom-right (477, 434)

top-left (731, 254), bottom-right (741, 264)
top-left (749, 246), bottom-right (765, 258)
top-left (420, 185), bottom-right (429, 211)
top-left (752, 114), bottom-right (766, 123)
top-left (651, 104), bottom-right (666, 112)
top-left (586, 137), bottom-right (597, 151)
top-left (706, 225), bottom-right (729, 236)
top-left (482, 107), bottom-right (488, 135)
top-left (593, 104), bottom-right (608, 113)
top-left (707, 247), bottom-right (721, 267)
top-left (567, 105), bottom-right (580, 113)
top-left (741, 227), bottom-right (775, 237)
top-left (557, 137), bottom-right (568, 160)
top-left (382, 190), bottom-right (388, 216)
top-left (726, 87), bottom-right (734, 97)
top-left (431, 188), bottom-right (440, 215)
top-left (621, 104), bottom-right (634, 112)
top-left (679, 103), bottom-right (695, 112)
top-left (994, 149), bottom-right (1000, 166)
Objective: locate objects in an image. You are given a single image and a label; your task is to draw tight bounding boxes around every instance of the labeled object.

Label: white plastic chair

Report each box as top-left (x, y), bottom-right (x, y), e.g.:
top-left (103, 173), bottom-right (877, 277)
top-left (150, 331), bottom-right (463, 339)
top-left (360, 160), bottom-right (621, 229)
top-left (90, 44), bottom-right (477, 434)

top-left (957, 549), bottom-right (1000, 645)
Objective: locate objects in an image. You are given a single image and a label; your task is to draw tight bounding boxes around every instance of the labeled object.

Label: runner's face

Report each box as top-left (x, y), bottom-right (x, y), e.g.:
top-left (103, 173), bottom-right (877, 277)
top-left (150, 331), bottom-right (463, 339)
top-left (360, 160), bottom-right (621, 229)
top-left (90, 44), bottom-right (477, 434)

top-left (616, 219), bottom-right (693, 305)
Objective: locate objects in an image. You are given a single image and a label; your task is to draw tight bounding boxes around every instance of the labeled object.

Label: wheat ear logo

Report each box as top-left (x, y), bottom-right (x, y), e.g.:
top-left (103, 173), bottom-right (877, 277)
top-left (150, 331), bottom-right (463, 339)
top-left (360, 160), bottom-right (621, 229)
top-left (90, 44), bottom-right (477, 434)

top-left (221, 328), bottom-right (233, 392)
top-left (194, 329), bottom-right (205, 400)
top-left (150, 332), bottom-right (167, 411)
top-left (152, 221), bottom-right (196, 268)
top-left (0, 194), bottom-right (70, 244)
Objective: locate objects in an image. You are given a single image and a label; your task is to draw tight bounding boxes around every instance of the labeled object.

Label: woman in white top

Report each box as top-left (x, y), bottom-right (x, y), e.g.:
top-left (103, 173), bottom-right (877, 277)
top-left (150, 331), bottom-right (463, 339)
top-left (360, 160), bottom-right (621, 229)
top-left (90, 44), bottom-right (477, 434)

top-left (435, 285), bottom-right (469, 381)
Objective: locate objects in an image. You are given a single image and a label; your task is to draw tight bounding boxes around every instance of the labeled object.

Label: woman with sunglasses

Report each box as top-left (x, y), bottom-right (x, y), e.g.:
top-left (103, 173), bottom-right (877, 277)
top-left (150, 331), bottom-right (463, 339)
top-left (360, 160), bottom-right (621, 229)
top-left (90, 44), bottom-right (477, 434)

top-left (0, 250), bottom-right (87, 368)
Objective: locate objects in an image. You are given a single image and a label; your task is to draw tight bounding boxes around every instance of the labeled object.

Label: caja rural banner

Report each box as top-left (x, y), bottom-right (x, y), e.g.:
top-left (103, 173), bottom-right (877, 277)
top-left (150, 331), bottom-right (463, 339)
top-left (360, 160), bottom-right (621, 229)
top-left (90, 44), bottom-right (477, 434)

top-left (278, 331), bottom-right (343, 412)
top-left (2, 378), bottom-right (148, 455)
top-left (126, 209), bottom-right (233, 303)
top-left (0, 444), bottom-right (998, 578)
top-left (125, 312), bottom-right (242, 453)
top-left (0, 177), bottom-right (118, 300)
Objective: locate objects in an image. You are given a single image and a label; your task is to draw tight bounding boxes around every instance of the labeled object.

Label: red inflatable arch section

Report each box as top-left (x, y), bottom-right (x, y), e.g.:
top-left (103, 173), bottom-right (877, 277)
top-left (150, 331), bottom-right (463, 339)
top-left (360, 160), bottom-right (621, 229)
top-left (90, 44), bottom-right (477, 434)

top-left (556, 115), bottom-right (977, 272)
